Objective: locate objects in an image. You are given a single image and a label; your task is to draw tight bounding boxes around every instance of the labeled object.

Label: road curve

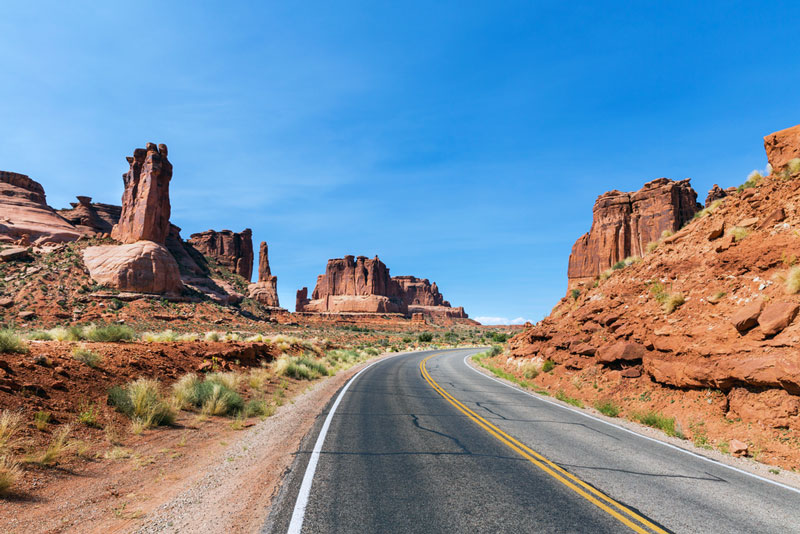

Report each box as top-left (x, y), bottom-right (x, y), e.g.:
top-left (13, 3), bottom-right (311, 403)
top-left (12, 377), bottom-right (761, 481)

top-left (265, 349), bottom-right (800, 533)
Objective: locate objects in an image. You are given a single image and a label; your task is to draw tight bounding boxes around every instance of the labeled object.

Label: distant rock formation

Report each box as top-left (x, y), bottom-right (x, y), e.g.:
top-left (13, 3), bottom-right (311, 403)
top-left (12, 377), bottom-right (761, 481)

top-left (188, 229), bottom-right (254, 280)
top-left (0, 171), bottom-right (82, 244)
top-left (296, 255), bottom-right (471, 320)
top-left (84, 143), bottom-right (182, 295)
top-left (764, 124), bottom-right (800, 171)
top-left (111, 143), bottom-right (173, 244)
top-left (58, 196), bottom-right (121, 236)
top-left (568, 178), bottom-right (700, 286)
top-left (248, 241), bottom-right (281, 307)
top-left (296, 255), bottom-right (405, 314)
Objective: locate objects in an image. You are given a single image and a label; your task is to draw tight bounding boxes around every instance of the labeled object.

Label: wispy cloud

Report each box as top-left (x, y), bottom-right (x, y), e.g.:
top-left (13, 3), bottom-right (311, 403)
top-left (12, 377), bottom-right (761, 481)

top-left (474, 316), bottom-right (529, 326)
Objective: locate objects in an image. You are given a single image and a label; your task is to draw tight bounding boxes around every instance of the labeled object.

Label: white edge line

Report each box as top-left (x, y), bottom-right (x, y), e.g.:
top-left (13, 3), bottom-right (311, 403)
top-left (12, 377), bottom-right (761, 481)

top-left (461, 351), bottom-right (800, 496)
top-left (286, 351), bottom-right (408, 534)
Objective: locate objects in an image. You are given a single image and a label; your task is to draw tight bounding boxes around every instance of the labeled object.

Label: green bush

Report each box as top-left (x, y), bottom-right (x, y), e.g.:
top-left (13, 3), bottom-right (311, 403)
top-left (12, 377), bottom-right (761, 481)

top-left (542, 359), bottom-right (555, 372)
top-left (594, 400), bottom-right (620, 417)
top-left (276, 355), bottom-right (329, 380)
top-left (72, 347), bottom-right (103, 368)
top-left (83, 324), bottom-right (135, 342)
top-left (570, 289), bottom-right (580, 300)
top-left (108, 378), bottom-right (175, 427)
top-left (418, 333), bottom-right (434, 343)
top-left (0, 331), bottom-right (28, 354)
top-left (634, 410), bottom-right (681, 437)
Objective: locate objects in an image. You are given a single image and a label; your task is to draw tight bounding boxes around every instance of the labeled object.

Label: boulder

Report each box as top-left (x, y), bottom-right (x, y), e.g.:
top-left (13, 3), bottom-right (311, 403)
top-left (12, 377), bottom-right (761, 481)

top-left (572, 343), bottom-right (597, 356)
top-left (730, 301), bottom-right (763, 333)
top-left (621, 367), bottom-right (642, 378)
top-left (704, 184), bottom-right (727, 207)
top-left (111, 143), bottom-right (173, 244)
top-left (188, 229), bottom-right (254, 279)
top-left (736, 217), bottom-right (759, 228)
top-left (707, 220), bottom-right (725, 241)
top-left (0, 171), bottom-right (82, 244)
top-left (597, 342), bottom-right (646, 364)
top-left (729, 439), bottom-right (749, 457)
top-left (0, 247), bottom-right (30, 262)
top-left (764, 124), bottom-right (800, 171)
top-left (758, 302), bottom-right (799, 336)
top-left (759, 207), bottom-right (786, 229)
top-left (568, 178), bottom-right (700, 284)
top-left (83, 241), bottom-right (182, 295)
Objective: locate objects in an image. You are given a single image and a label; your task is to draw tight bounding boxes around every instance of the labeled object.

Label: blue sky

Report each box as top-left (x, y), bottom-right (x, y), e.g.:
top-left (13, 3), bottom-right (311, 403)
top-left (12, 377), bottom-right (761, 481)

top-left (2, 2), bottom-right (799, 324)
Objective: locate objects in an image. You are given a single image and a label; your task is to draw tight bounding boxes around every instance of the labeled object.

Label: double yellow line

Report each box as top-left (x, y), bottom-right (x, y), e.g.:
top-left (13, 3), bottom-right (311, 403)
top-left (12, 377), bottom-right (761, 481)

top-left (420, 353), bottom-right (668, 534)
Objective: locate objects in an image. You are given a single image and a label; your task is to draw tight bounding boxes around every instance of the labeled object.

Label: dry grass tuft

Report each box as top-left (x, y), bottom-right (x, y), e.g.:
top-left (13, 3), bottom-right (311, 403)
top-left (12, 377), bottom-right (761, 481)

top-left (663, 293), bottom-right (685, 314)
top-left (27, 425), bottom-right (71, 466)
top-left (786, 266), bottom-right (800, 294)
top-left (0, 411), bottom-right (24, 455)
top-left (0, 456), bottom-right (21, 495)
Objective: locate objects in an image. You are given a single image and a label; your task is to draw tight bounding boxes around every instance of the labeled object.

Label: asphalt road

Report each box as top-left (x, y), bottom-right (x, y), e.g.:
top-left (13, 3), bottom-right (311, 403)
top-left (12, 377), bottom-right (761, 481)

top-left (265, 349), bottom-right (800, 533)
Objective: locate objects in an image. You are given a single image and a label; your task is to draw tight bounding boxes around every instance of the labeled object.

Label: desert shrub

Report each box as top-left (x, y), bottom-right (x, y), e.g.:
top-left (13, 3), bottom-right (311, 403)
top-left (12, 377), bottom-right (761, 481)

top-left (72, 347), bottom-right (103, 368)
top-left (28, 331), bottom-right (54, 341)
top-left (662, 293), bottom-right (685, 314)
top-left (612, 260), bottom-right (626, 270)
top-left (83, 324), bottom-right (135, 342)
top-left (488, 345), bottom-right (502, 357)
top-left (0, 456), bottom-right (20, 494)
top-left (732, 226), bottom-right (750, 242)
top-left (171, 373), bottom-right (202, 409)
top-left (788, 158), bottom-right (800, 175)
top-left (326, 349), bottom-right (360, 367)
top-left (418, 333), bottom-right (433, 343)
top-left (205, 331), bottom-right (221, 342)
top-left (520, 361), bottom-right (539, 379)
top-left (27, 425), bottom-right (71, 465)
top-left (693, 199), bottom-right (723, 219)
top-left (0, 330), bottom-right (28, 354)
top-left (490, 332), bottom-right (508, 343)
top-left (660, 229), bottom-right (674, 239)
top-left (645, 241), bottom-right (659, 254)
top-left (246, 367), bottom-right (272, 391)
top-left (244, 399), bottom-right (273, 418)
top-left (108, 378), bottom-right (174, 428)
top-left (634, 411), bottom-right (681, 437)
top-left (737, 170), bottom-right (763, 191)
top-left (786, 266), bottom-right (800, 294)
top-left (199, 382), bottom-right (245, 416)
top-left (623, 256), bottom-right (641, 266)
top-left (570, 289), bottom-right (580, 300)
top-left (555, 390), bottom-right (583, 408)
top-left (275, 355), bottom-right (329, 380)
top-left (708, 291), bottom-right (726, 303)
top-left (33, 411), bottom-right (51, 431)
top-left (46, 327), bottom-right (80, 342)
top-left (542, 359), bottom-right (555, 372)
top-left (594, 400), bottom-right (620, 417)
top-left (206, 372), bottom-right (241, 391)
top-left (77, 402), bottom-right (100, 428)
top-left (141, 330), bottom-right (179, 343)
top-left (363, 347), bottom-right (380, 356)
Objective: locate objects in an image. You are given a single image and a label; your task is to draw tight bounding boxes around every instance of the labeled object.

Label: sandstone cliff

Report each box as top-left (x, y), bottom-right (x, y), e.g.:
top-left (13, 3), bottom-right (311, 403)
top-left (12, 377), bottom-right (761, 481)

top-left (58, 196), bottom-right (121, 236)
top-left (0, 171), bottom-right (82, 244)
top-left (188, 229), bottom-right (254, 280)
top-left (567, 178), bottom-right (700, 287)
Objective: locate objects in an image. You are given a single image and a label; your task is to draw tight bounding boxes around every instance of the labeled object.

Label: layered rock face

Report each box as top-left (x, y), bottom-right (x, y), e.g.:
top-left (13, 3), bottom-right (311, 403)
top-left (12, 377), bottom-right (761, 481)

top-left (764, 124), bottom-right (800, 170)
top-left (296, 255), bottom-right (405, 314)
top-left (704, 184), bottom-right (729, 207)
top-left (0, 171), bottom-right (82, 244)
top-left (58, 196), bottom-right (121, 236)
top-left (248, 241), bottom-right (280, 307)
top-left (392, 275), bottom-right (469, 319)
top-left (84, 143), bottom-right (181, 295)
top-left (188, 229), bottom-right (254, 280)
top-left (568, 178), bottom-right (700, 285)
top-left (111, 143), bottom-right (173, 244)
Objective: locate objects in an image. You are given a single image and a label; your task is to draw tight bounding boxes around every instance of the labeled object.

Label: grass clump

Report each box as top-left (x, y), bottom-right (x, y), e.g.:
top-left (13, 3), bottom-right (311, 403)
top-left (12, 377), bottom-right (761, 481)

top-left (0, 330), bottom-right (28, 354)
top-left (0, 456), bottom-right (20, 495)
top-left (77, 402), bottom-right (100, 428)
top-left (520, 361), bottom-right (540, 379)
top-left (788, 158), bottom-right (800, 175)
top-left (205, 331), bottom-right (221, 342)
top-left (542, 359), bottom-right (556, 372)
top-left (737, 170), bottom-right (763, 192)
top-left (72, 346), bottom-right (103, 368)
top-left (594, 399), bottom-right (620, 417)
top-left (108, 378), bottom-right (175, 428)
top-left (645, 241), bottom-right (659, 254)
top-left (28, 331), bottom-right (54, 341)
top-left (555, 390), bottom-right (584, 408)
top-left (634, 411), bottom-right (682, 437)
top-left (244, 399), bottom-right (274, 418)
top-left (693, 199), bottom-right (723, 219)
top-left (612, 260), bottom-right (626, 270)
top-left (660, 229), bottom-right (674, 239)
top-left (731, 226), bottom-right (750, 242)
top-left (662, 293), bottom-right (685, 314)
top-left (33, 411), bottom-right (51, 431)
top-left (0, 411), bottom-right (24, 455)
top-left (83, 324), bottom-right (135, 342)
top-left (275, 355), bottom-right (329, 380)
top-left (141, 330), bottom-right (180, 343)
top-left (569, 289), bottom-right (580, 300)
top-left (171, 373), bottom-right (244, 416)
top-left (27, 425), bottom-right (71, 466)
top-left (708, 291), bottom-right (726, 304)
top-left (786, 266), bottom-right (800, 294)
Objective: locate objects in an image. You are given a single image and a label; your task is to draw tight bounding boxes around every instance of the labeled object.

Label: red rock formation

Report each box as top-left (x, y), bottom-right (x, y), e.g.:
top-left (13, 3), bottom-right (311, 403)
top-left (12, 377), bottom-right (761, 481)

top-left (188, 229), bottom-right (254, 280)
top-left (764, 124), bottom-right (800, 171)
top-left (297, 255), bottom-right (406, 314)
top-left (704, 184), bottom-right (728, 207)
top-left (58, 196), bottom-right (121, 236)
top-left (393, 276), bottom-right (447, 307)
top-left (111, 143), bottom-right (172, 244)
top-left (568, 178), bottom-right (699, 285)
top-left (248, 241), bottom-right (280, 307)
top-left (0, 171), bottom-right (82, 244)
top-left (82, 241), bottom-right (182, 295)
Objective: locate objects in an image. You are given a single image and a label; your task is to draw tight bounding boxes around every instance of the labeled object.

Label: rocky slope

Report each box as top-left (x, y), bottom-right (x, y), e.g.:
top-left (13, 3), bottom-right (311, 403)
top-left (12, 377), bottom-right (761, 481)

top-left (503, 123), bottom-right (800, 469)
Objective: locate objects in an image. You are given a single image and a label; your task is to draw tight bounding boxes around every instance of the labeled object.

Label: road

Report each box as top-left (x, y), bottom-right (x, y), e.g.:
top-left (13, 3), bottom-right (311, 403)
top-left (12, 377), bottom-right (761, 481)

top-left (265, 349), bottom-right (800, 533)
